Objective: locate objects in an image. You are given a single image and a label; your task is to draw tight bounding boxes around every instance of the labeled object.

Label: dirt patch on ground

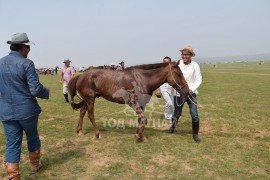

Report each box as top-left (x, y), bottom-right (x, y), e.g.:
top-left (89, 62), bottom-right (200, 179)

top-left (253, 130), bottom-right (269, 139)
top-left (249, 167), bottom-right (268, 176)
top-left (204, 168), bottom-right (214, 177)
top-left (152, 154), bottom-right (174, 165)
top-left (203, 155), bottom-right (215, 162)
top-left (221, 124), bottom-right (229, 133)
top-left (200, 123), bottom-right (214, 135)
top-left (42, 114), bottom-right (65, 121)
top-left (89, 156), bottom-right (120, 169)
top-left (179, 162), bottom-right (193, 171)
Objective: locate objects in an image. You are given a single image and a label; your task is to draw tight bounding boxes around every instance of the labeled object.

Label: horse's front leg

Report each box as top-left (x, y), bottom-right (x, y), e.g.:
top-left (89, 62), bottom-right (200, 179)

top-left (76, 103), bottom-right (87, 135)
top-left (134, 106), bottom-right (148, 142)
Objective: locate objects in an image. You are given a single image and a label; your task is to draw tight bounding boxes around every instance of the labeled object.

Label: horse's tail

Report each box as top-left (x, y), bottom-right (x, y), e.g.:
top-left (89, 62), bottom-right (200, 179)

top-left (68, 75), bottom-right (84, 110)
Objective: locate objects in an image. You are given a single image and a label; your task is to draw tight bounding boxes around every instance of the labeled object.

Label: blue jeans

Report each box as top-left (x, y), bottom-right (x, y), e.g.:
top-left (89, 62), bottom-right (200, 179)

top-left (2, 114), bottom-right (41, 163)
top-left (173, 93), bottom-right (199, 123)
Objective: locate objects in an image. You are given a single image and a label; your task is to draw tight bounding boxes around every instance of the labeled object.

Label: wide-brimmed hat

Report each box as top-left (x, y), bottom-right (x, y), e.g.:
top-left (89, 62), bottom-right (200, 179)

top-left (63, 58), bottom-right (71, 63)
top-left (7, 33), bottom-right (35, 45)
top-left (179, 45), bottom-right (195, 57)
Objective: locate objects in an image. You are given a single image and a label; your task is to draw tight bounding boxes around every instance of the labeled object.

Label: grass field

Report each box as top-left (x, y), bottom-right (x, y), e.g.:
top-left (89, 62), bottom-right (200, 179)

top-left (1, 61), bottom-right (270, 179)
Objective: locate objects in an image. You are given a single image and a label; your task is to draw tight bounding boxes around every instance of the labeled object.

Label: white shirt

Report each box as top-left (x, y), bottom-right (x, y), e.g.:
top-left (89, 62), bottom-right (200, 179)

top-left (160, 82), bottom-right (172, 93)
top-left (173, 60), bottom-right (202, 96)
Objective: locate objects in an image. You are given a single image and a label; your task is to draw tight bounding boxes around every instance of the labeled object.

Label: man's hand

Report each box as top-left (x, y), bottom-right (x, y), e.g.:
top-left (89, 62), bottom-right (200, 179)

top-left (155, 88), bottom-right (161, 98)
top-left (189, 89), bottom-right (193, 94)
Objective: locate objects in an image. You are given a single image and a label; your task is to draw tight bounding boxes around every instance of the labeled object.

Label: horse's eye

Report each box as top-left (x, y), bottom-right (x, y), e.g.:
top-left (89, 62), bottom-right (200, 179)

top-left (175, 71), bottom-right (181, 76)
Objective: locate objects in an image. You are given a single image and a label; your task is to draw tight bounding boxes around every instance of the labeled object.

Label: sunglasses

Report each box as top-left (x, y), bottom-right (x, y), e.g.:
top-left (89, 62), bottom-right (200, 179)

top-left (181, 53), bottom-right (191, 56)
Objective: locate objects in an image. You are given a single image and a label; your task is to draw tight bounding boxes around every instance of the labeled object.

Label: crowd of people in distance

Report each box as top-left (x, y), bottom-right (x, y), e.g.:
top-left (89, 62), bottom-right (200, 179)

top-left (37, 67), bottom-right (59, 75)
top-left (103, 61), bottom-right (125, 70)
top-left (35, 61), bottom-right (125, 78)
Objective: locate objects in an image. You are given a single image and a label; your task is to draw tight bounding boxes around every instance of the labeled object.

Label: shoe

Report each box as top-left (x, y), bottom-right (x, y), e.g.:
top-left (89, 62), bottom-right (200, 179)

top-left (169, 127), bottom-right (175, 133)
top-left (192, 121), bottom-right (200, 143)
top-left (64, 94), bottom-right (69, 103)
top-left (169, 116), bottom-right (178, 133)
top-left (29, 148), bottom-right (43, 172)
top-left (193, 134), bottom-right (200, 143)
top-left (5, 163), bottom-right (20, 180)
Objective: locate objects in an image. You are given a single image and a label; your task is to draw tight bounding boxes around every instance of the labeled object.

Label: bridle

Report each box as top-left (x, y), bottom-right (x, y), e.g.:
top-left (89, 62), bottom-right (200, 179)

top-left (169, 63), bottom-right (187, 90)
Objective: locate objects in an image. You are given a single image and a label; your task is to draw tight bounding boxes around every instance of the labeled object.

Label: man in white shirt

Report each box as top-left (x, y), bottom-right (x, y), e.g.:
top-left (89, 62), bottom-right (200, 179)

top-left (169, 46), bottom-right (202, 143)
top-left (155, 57), bottom-right (173, 121)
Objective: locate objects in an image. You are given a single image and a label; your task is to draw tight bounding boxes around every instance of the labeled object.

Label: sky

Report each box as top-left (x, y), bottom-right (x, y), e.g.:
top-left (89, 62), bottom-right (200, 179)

top-left (0, 0), bottom-right (269, 68)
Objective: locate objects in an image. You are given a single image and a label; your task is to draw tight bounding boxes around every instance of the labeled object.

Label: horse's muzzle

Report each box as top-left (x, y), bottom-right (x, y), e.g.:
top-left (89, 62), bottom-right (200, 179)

top-left (177, 90), bottom-right (189, 99)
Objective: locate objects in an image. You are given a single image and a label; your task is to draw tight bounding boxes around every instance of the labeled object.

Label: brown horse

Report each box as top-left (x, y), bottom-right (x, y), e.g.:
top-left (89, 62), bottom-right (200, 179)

top-left (68, 60), bottom-right (189, 141)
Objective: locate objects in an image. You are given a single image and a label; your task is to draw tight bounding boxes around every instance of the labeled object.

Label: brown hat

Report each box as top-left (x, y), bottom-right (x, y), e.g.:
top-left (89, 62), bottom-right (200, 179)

top-left (180, 45), bottom-right (195, 57)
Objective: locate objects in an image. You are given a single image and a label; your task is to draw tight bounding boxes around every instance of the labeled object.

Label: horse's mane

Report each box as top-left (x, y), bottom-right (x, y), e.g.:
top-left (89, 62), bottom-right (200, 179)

top-left (83, 62), bottom-right (170, 72)
top-left (84, 66), bottom-right (104, 71)
top-left (126, 62), bottom-right (168, 70)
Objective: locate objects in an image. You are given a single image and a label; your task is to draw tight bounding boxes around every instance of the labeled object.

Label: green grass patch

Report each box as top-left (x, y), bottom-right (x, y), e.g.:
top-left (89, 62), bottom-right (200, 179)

top-left (1, 61), bottom-right (270, 179)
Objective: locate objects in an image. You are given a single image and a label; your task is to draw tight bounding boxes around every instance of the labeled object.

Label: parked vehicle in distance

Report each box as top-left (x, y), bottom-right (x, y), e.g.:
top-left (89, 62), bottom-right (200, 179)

top-left (79, 66), bottom-right (86, 72)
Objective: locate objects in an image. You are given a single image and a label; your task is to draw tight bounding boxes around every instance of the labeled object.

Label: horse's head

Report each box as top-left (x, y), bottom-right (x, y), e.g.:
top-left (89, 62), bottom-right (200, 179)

top-left (166, 60), bottom-right (189, 98)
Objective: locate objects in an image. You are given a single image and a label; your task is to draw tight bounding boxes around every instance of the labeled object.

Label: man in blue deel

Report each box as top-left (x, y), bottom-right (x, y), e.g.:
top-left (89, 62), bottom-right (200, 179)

top-left (0, 33), bottom-right (49, 179)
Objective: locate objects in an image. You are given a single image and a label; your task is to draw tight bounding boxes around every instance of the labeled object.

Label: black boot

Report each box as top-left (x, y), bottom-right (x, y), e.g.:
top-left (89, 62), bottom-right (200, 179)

top-left (169, 116), bottom-right (178, 133)
top-left (64, 94), bottom-right (69, 103)
top-left (192, 121), bottom-right (200, 143)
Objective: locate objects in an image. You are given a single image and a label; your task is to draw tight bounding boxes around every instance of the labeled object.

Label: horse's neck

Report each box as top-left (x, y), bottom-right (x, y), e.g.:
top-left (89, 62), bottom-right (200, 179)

top-left (140, 66), bottom-right (168, 93)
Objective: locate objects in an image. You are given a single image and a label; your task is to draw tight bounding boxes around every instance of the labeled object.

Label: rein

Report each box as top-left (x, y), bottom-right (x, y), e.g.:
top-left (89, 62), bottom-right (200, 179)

top-left (169, 63), bottom-right (187, 90)
top-left (175, 95), bottom-right (202, 108)
top-left (188, 95), bottom-right (203, 108)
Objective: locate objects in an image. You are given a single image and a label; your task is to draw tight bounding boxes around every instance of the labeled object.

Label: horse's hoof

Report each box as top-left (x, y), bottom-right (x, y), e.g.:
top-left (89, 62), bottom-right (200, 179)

top-left (141, 136), bottom-right (148, 142)
top-left (135, 134), bottom-right (147, 142)
top-left (96, 134), bottom-right (102, 139)
top-left (134, 134), bottom-right (141, 142)
top-left (77, 131), bottom-right (84, 136)
top-left (140, 136), bottom-right (148, 142)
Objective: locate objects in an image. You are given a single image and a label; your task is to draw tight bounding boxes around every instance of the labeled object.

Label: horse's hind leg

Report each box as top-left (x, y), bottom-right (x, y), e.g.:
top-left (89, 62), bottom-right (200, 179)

top-left (76, 103), bottom-right (87, 135)
top-left (86, 98), bottom-right (102, 139)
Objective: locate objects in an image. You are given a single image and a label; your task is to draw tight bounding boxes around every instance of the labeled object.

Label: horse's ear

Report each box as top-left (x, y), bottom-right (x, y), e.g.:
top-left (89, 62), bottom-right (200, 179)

top-left (174, 60), bottom-right (180, 67)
